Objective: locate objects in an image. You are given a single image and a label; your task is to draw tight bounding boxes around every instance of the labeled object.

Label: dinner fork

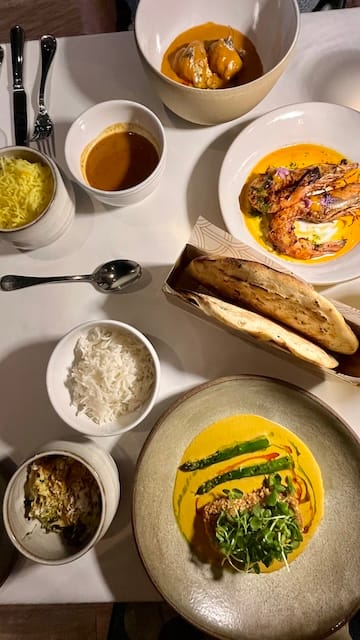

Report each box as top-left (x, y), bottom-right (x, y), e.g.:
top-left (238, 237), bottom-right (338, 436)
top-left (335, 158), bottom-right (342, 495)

top-left (31, 35), bottom-right (57, 158)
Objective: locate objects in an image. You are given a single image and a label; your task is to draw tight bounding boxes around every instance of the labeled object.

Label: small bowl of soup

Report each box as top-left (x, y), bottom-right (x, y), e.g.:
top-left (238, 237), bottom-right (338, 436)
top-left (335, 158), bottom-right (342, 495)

top-left (135, 0), bottom-right (300, 125)
top-left (64, 100), bottom-right (167, 207)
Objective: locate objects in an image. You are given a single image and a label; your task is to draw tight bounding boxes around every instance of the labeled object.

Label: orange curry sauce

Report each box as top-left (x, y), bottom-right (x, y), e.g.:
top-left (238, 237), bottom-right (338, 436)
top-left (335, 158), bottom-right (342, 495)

top-left (241, 143), bottom-right (360, 264)
top-left (173, 414), bottom-right (324, 573)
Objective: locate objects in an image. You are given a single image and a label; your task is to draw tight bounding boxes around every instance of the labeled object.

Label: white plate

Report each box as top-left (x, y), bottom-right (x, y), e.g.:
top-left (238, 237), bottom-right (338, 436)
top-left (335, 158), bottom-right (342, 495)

top-left (219, 102), bottom-right (360, 285)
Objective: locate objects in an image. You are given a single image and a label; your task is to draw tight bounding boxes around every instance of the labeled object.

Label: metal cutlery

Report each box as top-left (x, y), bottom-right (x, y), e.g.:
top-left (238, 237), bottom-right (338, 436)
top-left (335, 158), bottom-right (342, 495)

top-left (31, 34), bottom-right (57, 158)
top-left (10, 25), bottom-right (28, 146)
top-left (0, 259), bottom-right (142, 293)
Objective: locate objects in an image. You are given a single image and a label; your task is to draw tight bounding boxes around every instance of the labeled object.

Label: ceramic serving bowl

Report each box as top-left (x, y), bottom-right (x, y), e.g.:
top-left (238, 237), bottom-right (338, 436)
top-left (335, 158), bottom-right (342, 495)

top-left (46, 319), bottom-right (161, 437)
top-left (0, 146), bottom-right (75, 250)
top-left (219, 101), bottom-right (360, 286)
top-left (64, 100), bottom-right (167, 207)
top-left (3, 439), bottom-right (120, 565)
top-left (133, 375), bottom-right (360, 640)
top-left (134, 0), bottom-right (300, 125)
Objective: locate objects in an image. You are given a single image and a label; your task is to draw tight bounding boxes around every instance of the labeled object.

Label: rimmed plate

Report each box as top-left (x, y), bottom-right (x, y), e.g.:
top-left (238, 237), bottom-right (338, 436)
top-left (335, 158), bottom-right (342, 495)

top-left (133, 376), bottom-right (360, 640)
top-left (219, 102), bottom-right (360, 285)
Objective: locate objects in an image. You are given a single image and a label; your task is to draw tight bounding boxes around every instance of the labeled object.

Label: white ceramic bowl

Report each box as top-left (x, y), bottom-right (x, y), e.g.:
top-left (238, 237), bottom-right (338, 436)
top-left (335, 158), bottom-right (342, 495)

top-left (219, 101), bottom-right (360, 286)
top-left (3, 439), bottom-right (120, 565)
top-left (64, 100), bottom-right (166, 207)
top-left (135, 0), bottom-right (300, 125)
top-left (46, 319), bottom-right (161, 437)
top-left (0, 146), bottom-right (75, 250)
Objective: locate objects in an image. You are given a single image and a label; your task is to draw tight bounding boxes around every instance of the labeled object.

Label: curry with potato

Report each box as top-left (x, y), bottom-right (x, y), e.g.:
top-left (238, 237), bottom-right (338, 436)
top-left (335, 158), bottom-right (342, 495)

top-left (161, 22), bottom-right (263, 89)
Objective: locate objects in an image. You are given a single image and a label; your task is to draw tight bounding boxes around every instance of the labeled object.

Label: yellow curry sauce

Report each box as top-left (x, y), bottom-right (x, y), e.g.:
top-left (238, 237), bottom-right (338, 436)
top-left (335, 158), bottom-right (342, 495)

top-left (241, 143), bottom-right (360, 263)
top-left (161, 22), bottom-right (263, 88)
top-left (173, 414), bottom-right (324, 573)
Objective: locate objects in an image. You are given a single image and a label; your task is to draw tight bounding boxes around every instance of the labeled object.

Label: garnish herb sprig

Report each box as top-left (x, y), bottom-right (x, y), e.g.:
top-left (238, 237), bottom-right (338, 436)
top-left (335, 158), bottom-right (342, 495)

top-left (215, 474), bottom-right (302, 574)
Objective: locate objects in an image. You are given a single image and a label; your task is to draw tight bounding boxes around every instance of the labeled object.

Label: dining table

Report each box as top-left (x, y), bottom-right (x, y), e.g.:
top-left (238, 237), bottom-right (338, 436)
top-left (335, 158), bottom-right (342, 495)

top-left (0, 5), bottom-right (359, 632)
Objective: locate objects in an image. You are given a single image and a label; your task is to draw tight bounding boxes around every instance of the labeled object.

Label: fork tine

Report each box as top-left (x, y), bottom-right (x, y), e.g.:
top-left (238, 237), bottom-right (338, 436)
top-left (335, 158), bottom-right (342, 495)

top-left (48, 133), bottom-right (56, 159)
top-left (43, 136), bottom-right (51, 157)
top-left (34, 138), bottom-right (43, 154)
top-left (35, 138), bottom-right (46, 156)
top-left (35, 135), bottom-right (56, 160)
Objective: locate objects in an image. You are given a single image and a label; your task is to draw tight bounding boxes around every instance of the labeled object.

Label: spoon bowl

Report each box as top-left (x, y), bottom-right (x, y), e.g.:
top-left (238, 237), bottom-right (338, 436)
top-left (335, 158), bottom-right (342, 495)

top-left (0, 259), bottom-right (142, 292)
top-left (92, 259), bottom-right (141, 292)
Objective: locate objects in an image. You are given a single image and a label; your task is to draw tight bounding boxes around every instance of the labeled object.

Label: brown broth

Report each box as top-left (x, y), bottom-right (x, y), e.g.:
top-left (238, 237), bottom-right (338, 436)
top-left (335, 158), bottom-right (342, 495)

top-left (82, 126), bottom-right (159, 191)
top-left (161, 22), bottom-right (263, 89)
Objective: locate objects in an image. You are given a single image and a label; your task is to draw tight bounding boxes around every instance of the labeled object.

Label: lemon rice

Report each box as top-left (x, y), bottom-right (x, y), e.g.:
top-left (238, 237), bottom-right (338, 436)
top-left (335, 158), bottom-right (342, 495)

top-left (0, 156), bottom-right (54, 229)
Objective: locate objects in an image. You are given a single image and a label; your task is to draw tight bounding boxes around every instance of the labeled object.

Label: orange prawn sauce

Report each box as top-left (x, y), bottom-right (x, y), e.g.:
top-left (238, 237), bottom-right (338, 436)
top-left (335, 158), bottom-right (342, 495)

top-left (240, 143), bottom-right (360, 263)
top-left (173, 414), bottom-right (324, 573)
top-left (161, 22), bottom-right (263, 88)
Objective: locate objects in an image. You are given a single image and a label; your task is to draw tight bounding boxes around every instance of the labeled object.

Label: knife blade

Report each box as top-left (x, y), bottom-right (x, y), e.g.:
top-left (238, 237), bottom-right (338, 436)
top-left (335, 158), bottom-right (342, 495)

top-left (10, 25), bottom-right (28, 146)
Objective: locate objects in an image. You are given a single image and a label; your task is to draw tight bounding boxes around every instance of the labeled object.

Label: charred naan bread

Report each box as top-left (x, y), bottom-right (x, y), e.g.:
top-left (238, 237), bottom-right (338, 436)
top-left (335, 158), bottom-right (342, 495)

top-left (188, 256), bottom-right (358, 355)
top-left (180, 291), bottom-right (338, 370)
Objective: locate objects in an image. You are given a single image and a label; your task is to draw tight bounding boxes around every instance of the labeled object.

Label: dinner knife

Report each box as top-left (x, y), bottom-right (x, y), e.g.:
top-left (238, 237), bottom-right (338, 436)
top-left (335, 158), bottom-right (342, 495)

top-left (10, 25), bottom-right (28, 146)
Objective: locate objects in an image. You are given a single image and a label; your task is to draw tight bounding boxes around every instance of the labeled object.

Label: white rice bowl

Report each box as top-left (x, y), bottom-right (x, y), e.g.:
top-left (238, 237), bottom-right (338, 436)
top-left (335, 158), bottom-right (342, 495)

top-left (46, 320), bottom-right (161, 436)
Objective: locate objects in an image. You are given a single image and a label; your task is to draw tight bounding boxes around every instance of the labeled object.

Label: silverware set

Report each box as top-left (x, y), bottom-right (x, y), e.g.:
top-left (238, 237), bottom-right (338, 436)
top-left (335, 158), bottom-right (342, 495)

top-left (8, 25), bottom-right (57, 157)
top-left (31, 34), bottom-right (57, 157)
top-left (10, 26), bottom-right (27, 147)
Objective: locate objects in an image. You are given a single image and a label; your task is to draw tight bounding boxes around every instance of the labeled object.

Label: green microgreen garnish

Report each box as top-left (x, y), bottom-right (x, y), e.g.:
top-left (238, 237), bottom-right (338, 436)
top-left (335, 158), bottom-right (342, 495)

top-left (215, 474), bottom-right (303, 574)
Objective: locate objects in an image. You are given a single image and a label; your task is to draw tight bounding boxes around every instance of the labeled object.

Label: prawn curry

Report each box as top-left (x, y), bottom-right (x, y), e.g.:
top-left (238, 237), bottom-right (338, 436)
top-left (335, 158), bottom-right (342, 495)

top-left (241, 144), bottom-right (360, 262)
top-left (161, 22), bottom-right (263, 89)
top-left (173, 414), bottom-right (324, 574)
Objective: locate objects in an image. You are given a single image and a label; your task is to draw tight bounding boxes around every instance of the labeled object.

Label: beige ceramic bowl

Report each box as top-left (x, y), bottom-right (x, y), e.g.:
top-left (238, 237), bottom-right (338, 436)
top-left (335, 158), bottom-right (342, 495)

top-left (0, 146), bottom-right (75, 250)
top-left (135, 0), bottom-right (300, 125)
top-left (3, 439), bottom-right (120, 565)
top-left (65, 100), bottom-right (166, 207)
top-left (133, 376), bottom-right (360, 640)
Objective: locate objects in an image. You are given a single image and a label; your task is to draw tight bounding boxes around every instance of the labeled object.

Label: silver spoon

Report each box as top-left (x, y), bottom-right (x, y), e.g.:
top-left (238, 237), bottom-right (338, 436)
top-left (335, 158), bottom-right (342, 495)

top-left (0, 259), bottom-right (142, 292)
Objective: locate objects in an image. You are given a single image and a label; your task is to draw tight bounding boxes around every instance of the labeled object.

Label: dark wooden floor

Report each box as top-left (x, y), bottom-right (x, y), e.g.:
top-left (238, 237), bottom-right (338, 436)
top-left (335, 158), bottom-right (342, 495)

top-left (0, 604), bottom-right (112, 640)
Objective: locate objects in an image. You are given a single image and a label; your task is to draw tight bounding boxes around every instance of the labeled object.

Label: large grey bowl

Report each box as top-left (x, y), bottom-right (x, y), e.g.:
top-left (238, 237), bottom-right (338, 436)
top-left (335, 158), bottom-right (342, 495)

top-left (133, 376), bottom-right (360, 640)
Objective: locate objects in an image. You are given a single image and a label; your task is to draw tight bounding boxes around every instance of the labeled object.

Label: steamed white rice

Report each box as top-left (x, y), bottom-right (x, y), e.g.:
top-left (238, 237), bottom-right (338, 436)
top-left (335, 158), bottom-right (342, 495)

top-left (68, 326), bottom-right (155, 425)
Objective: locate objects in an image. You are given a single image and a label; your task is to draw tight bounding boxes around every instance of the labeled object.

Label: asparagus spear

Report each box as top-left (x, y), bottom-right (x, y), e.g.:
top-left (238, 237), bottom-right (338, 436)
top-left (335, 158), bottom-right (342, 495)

top-left (196, 455), bottom-right (294, 495)
top-left (179, 436), bottom-right (270, 472)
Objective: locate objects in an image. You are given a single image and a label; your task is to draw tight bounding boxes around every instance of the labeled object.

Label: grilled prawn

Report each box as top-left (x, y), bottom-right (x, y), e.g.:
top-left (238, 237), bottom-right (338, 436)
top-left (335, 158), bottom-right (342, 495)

top-left (267, 183), bottom-right (360, 260)
top-left (248, 162), bottom-right (359, 214)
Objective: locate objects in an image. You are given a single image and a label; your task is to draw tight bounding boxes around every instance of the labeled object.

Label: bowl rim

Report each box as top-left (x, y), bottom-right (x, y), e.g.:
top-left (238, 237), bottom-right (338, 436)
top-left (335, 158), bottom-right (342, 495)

top-left (134, 0), bottom-right (300, 94)
top-left (64, 99), bottom-right (167, 197)
top-left (2, 447), bottom-right (107, 565)
top-left (218, 99), bottom-right (360, 285)
top-left (0, 145), bottom-right (58, 233)
top-left (46, 318), bottom-right (161, 437)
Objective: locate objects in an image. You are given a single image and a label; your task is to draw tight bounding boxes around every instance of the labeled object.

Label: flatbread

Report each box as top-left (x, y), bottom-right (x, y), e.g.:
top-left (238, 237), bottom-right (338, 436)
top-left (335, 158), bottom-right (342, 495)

top-left (188, 256), bottom-right (359, 355)
top-left (180, 291), bottom-right (338, 370)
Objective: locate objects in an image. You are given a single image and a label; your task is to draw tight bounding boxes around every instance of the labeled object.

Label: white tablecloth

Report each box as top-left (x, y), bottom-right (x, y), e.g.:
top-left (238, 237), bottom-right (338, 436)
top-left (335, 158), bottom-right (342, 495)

top-left (0, 9), bottom-right (360, 606)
